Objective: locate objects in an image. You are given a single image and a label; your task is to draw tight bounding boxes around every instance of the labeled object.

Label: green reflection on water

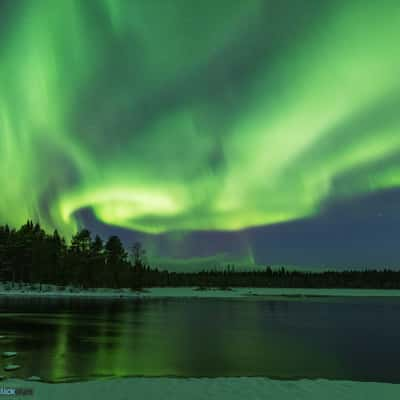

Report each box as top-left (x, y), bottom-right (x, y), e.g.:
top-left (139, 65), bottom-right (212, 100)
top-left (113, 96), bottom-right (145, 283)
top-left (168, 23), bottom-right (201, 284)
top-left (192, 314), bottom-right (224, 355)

top-left (0, 297), bottom-right (377, 382)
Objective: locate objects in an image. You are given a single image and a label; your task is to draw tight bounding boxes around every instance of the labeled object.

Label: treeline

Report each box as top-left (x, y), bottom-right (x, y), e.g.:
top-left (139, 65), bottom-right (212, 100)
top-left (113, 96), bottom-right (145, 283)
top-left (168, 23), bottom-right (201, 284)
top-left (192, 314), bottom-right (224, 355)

top-left (0, 221), bottom-right (147, 289)
top-left (1, 221), bottom-right (400, 289)
top-left (150, 267), bottom-right (400, 289)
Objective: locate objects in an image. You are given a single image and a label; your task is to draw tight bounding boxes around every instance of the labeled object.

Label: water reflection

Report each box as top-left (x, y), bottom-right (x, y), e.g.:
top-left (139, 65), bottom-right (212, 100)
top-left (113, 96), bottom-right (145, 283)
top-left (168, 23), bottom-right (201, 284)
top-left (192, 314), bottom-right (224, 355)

top-left (0, 296), bottom-right (399, 382)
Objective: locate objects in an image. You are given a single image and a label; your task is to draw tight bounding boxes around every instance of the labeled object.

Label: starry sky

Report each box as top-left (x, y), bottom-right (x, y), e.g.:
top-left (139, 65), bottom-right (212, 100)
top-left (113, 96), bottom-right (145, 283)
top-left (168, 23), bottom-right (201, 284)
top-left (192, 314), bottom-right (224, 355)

top-left (1, 0), bottom-right (400, 269)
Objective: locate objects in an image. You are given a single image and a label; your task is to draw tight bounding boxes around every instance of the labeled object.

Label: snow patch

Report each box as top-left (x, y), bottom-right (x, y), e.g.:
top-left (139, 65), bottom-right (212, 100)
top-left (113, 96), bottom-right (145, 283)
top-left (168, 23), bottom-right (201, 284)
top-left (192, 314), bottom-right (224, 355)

top-left (3, 377), bottom-right (400, 400)
top-left (1, 282), bottom-right (400, 299)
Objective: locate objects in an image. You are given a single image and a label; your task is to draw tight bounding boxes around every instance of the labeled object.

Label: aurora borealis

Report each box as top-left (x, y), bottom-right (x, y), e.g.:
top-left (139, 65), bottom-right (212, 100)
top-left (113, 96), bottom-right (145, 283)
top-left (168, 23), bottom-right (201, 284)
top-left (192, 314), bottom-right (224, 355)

top-left (1, 0), bottom-right (400, 268)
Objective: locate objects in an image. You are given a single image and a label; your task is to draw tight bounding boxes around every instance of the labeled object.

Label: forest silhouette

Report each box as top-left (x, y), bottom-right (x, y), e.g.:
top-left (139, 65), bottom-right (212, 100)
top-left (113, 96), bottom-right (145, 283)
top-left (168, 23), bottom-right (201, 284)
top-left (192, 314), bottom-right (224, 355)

top-left (0, 221), bottom-right (399, 290)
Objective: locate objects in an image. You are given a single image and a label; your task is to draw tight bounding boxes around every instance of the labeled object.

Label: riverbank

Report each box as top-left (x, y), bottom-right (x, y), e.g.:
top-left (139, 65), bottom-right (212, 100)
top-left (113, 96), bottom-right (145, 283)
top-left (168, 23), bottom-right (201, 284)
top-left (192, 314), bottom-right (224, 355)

top-left (2, 377), bottom-right (400, 400)
top-left (1, 282), bottom-right (400, 298)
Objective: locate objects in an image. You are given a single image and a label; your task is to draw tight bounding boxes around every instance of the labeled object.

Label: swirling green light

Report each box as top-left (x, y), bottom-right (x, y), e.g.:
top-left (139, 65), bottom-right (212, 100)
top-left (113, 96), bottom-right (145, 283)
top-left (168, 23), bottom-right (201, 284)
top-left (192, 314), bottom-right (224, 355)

top-left (1, 0), bottom-right (400, 237)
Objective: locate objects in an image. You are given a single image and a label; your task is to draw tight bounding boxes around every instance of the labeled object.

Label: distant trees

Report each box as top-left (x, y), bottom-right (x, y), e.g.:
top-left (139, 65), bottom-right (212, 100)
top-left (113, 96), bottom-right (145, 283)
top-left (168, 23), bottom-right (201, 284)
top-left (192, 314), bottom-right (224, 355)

top-left (131, 241), bottom-right (146, 272)
top-left (130, 241), bottom-right (146, 289)
top-left (1, 220), bottom-right (400, 290)
top-left (49, 230), bottom-right (66, 285)
top-left (105, 236), bottom-right (127, 288)
top-left (70, 228), bottom-right (91, 254)
top-left (90, 235), bottom-right (105, 287)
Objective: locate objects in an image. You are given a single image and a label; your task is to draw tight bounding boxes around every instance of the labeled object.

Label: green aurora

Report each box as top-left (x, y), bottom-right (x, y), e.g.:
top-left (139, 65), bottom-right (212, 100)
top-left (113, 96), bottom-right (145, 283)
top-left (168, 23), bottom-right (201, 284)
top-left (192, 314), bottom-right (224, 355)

top-left (1, 0), bottom-right (400, 243)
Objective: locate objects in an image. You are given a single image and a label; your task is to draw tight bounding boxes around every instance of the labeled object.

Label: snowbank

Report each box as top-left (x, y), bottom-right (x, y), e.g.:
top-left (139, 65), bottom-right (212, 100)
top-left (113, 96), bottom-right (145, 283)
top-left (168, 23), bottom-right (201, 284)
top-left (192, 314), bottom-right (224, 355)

top-left (1, 283), bottom-right (400, 299)
top-left (2, 377), bottom-right (400, 400)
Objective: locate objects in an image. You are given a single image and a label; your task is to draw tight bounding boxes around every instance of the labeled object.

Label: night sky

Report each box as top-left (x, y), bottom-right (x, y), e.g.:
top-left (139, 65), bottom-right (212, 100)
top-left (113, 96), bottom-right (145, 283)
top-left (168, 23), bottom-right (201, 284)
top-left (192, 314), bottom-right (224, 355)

top-left (1, 0), bottom-right (400, 269)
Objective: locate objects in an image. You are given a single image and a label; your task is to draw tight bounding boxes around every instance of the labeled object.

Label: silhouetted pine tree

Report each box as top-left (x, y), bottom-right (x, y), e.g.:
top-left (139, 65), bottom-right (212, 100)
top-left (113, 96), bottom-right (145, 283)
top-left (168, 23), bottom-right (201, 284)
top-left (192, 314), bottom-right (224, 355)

top-left (105, 236), bottom-right (127, 288)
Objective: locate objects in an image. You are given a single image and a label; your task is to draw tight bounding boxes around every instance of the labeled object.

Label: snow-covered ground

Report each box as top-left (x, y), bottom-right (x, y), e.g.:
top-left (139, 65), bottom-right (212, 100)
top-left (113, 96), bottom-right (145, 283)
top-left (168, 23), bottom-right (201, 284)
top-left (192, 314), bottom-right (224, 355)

top-left (0, 282), bottom-right (400, 298)
top-left (2, 377), bottom-right (399, 400)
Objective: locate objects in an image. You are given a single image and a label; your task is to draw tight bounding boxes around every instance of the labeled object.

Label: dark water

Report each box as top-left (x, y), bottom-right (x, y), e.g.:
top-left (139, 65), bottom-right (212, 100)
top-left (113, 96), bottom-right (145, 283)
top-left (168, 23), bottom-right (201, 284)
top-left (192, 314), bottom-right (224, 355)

top-left (0, 295), bottom-right (399, 383)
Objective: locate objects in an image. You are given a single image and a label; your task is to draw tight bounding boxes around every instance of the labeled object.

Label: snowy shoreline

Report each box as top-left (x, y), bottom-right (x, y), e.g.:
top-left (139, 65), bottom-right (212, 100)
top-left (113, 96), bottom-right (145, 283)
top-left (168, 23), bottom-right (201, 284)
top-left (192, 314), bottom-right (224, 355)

top-left (1, 283), bottom-right (400, 299)
top-left (2, 377), bottom-right (400, 400)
